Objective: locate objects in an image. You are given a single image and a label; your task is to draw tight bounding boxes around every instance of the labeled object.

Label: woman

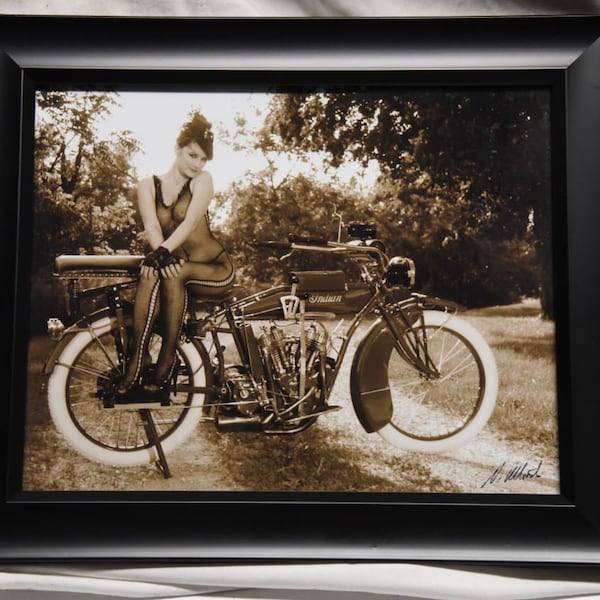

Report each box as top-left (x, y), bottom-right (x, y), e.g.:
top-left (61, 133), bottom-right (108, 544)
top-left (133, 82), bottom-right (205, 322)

top-left (116, 112), bottom-right (235, 403)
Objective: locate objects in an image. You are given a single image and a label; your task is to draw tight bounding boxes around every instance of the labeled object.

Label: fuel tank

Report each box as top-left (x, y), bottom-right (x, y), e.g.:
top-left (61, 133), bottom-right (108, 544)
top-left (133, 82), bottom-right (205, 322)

top-left (237, 281), bottom-right (372, 320)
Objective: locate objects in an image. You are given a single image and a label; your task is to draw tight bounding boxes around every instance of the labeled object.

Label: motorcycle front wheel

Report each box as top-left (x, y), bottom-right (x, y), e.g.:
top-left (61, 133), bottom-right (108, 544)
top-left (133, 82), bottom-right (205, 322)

top-left (47, 315), bottom-right (212, 467)
top-left (377, 310), bottom-right (498, 453)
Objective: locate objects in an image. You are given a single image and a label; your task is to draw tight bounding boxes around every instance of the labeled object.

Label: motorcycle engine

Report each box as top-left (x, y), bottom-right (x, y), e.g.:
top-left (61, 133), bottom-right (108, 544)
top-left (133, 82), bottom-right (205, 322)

top-left (258, 321), bottom-right (330, 410)
top-left (223, 365), bottom-right (261, 416)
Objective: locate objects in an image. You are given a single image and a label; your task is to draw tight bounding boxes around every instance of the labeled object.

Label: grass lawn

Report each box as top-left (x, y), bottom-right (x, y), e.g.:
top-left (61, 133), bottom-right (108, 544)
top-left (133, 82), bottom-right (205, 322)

top-left (466, 298), bottom-right (558, 450)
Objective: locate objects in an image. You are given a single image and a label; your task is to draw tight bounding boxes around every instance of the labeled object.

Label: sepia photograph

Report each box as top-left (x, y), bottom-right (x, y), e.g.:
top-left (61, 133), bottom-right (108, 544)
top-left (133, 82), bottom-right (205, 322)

top-left (21, 85), bottom-right (560, 495)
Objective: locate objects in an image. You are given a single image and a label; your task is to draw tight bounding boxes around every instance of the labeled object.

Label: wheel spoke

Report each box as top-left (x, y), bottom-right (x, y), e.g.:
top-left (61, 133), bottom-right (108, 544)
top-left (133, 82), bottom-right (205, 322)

top-left (60, 360), bottom-right (112, 380)
top-left (437, 354), bottom-right (477, 384)
top-left (436, 335), bottom-right (464, 370)
top-left (62, 330), bottom-right (200, 452)
top-left (402, 389), bottom-right (429, 429)
top-left (388, 321), bottom-right (484, 441)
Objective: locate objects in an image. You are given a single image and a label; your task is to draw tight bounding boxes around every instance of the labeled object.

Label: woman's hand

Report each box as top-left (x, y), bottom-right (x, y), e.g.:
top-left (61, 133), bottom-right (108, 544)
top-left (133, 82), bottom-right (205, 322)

top-left (160, 254), bottom-right (184, 279)
top-left (140, 246), bottom-right (184, 279)
top-left (140, 246), bottom-right (169, 279)
top-left (140, 263), bottom-right (159, 279)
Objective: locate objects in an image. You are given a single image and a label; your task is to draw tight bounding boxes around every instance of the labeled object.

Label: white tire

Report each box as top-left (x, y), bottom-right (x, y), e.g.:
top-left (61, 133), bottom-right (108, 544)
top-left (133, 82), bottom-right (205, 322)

top-left (47, 316), bottom-right (210, 467)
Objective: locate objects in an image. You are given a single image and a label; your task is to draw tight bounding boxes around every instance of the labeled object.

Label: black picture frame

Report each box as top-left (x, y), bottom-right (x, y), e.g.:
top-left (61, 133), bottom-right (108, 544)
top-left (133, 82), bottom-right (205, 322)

top-left (2, 15), bottom-right (600, 563)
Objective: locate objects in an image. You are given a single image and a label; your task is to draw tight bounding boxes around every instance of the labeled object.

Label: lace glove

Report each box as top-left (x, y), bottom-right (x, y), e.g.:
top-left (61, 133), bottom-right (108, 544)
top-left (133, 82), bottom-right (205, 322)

top-left (141, 246), bottom-right (170, 270)
top-left (158, 251), bottom-right (184, 279)
top-left (160, 253), bottom-right (181, 269)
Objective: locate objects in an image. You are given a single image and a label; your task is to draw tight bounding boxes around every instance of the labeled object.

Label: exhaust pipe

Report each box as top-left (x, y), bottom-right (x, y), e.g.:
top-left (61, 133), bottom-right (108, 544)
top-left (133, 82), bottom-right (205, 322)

top-left (216, 414), bottom-right (264, 432)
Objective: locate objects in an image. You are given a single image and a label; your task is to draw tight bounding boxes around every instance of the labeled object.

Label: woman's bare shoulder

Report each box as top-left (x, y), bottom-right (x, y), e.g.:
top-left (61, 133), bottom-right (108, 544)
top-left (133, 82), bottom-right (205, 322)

top-left (137, 175), bottom-right (155, 190)
top-left (189, 170), bottom-right (214, 194)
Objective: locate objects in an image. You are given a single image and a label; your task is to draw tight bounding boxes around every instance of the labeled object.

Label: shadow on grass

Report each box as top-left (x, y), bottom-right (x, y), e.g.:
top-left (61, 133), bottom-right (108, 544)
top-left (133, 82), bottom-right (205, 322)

top-left (215, 424), bottom-right (460, 494)
top-left (492, 336), bottom-right (556, 362)
top-left (21, 417), bottom-right (460, 494)
top-left (467, 301), bottom-right (543, 319)
top-left (24, 335), bottom-right (56, 426)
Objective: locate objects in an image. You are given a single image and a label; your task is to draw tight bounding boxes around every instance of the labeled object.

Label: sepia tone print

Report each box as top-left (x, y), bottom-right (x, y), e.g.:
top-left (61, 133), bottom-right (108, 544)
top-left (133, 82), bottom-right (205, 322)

top-left (22, 88), bottom-right (559, 494)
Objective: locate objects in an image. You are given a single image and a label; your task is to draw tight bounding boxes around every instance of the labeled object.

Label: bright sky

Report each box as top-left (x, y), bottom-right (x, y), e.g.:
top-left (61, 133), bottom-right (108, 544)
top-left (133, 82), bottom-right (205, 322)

top-left (94, 90), bottom-right (379, 194)
top-left (95, 91), bottom-right (271, 193)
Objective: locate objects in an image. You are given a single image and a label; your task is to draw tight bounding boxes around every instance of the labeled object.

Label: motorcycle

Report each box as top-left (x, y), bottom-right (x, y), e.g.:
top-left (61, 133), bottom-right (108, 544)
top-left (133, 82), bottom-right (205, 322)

top-left (43, 212), bottom-right (498, 478)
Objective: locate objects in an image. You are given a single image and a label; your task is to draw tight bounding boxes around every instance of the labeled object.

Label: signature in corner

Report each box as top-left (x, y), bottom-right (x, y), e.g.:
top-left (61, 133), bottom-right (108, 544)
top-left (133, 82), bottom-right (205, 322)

top-left (481, 460), bottom-right (543, 488)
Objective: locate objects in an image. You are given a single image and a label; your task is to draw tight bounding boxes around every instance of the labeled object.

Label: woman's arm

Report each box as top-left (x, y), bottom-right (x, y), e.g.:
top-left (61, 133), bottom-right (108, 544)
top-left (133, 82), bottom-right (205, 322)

top-left (137, 177), bottom-right (165, 250)
top-left (159, 170), bottom-right (214, 254)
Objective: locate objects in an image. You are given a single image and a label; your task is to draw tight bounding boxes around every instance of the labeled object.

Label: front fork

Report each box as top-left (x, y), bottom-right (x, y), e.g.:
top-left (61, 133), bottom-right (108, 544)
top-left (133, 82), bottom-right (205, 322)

top-left (380, 302), bottom-right (441, 379)
top-left (350, 295), bottom-right (453, 434)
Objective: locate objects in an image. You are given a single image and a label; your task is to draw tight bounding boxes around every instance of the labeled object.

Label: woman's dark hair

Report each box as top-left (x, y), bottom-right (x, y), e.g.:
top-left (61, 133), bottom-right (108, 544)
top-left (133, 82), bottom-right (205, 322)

top-left (176, 111), bottom-right (214, 160)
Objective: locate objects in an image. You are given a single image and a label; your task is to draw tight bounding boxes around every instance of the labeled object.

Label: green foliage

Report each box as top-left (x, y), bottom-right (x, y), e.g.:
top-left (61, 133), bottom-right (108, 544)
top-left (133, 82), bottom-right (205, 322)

top-left (358, 177), bottom-right (539, 307)
top-left (30, 91), bottom-right (143, 332)
top-left (31, 88), bottom-right (554, 320)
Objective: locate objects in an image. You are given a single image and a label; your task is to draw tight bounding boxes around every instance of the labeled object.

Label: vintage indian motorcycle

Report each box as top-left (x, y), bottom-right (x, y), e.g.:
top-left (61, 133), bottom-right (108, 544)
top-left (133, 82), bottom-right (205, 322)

top-left (43, 215), bottom-right (498, 478)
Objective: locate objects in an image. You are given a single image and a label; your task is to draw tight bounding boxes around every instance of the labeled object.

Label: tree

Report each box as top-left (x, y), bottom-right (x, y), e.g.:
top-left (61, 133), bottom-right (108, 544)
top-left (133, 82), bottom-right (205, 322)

top-left (220, 166), bottom-right (366, 291)
top-left (265, 90), bottom-right (553, 314)
top-left (34, 91), bottom-right (142, 268)
top-left (214, 99), bottom-right (375, 290)
top-left (30, 91), bottom-right (142, 333)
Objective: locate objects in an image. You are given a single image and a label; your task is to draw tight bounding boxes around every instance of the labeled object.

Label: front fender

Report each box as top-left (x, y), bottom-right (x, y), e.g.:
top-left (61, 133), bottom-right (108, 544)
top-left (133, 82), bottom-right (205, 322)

top-left (350, 318), bottom-right (396, 434)
top-left (350, 295), bottom-right (463, 433)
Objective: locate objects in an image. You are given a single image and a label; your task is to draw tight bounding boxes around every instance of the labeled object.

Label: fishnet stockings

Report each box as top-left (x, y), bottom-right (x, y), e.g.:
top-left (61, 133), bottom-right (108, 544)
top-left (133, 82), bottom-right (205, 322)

top-left (122, 256), bottom-right (234, 389)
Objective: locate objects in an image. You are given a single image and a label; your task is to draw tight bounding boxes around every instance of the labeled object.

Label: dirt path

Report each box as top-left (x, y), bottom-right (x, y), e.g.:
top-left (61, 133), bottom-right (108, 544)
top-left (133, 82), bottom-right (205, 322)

top-left (21, 407), bottom-right (559, 494)
top-left (22, 357), bottom-right (559, 496)
top-left (418, 430), bottom-right (558, 494)
top-left (313, 374), bottom-right (559, 495)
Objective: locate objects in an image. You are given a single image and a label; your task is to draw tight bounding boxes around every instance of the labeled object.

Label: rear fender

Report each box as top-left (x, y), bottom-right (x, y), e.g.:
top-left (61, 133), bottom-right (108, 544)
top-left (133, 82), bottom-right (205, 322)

top-left (42, 308), bottom-right (208, 378)
top-left (42, 307), bottom-right (117, 376)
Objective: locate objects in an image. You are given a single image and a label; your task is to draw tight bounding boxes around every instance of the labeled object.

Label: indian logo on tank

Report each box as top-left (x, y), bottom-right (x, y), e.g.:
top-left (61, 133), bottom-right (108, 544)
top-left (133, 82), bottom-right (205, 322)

top-left (308, 294), bottom-right (343, 304)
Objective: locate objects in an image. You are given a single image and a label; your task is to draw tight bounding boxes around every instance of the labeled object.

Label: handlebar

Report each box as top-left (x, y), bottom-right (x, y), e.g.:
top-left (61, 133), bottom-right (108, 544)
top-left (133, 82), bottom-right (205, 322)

top-left (287, 234), bottom-right (329, 247)
top-left (251, 240), bottom-right (293, 251)
top-left (252, 234), bottom-right (329, 250)
top-left (252, 236), bottom-right (390, 272)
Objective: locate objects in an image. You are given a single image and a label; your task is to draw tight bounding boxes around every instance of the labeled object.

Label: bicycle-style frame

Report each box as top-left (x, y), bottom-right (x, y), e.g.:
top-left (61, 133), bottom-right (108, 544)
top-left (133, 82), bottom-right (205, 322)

top-left (186, 242), bottom-right (442, 411)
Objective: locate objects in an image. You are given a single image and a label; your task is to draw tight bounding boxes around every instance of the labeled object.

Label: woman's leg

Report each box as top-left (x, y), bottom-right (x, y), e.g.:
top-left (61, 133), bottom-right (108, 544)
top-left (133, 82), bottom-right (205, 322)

top-left (152, 273), bottom-right (188, 384)
top-left (150, 257), bottom-right (235, 386)
top-left (184, 252), bottom-right (236, 298)
top-left (117, 272), bottom-right (161, 392)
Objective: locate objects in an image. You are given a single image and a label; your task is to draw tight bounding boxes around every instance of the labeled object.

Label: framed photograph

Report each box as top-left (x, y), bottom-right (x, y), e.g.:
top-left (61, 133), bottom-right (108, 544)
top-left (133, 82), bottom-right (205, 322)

top-left (2, 15), bottom-right (600, 562)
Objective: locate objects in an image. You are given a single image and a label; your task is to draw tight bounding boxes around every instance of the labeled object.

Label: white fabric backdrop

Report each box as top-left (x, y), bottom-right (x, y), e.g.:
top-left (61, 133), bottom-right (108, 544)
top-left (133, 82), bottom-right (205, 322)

top-left (3, 562), bottom-right (600, 599)
top-left (1, 0), bottom-right (600, 16)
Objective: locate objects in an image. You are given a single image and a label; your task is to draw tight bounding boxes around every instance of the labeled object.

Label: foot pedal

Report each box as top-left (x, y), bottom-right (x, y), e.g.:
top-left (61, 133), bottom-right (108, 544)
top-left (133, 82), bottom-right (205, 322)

top-left (310, 404), bottom-right (342, 416)
top-left (108, 383), bottom-right (172, 410)
top-left (113, 401), bottom-right (169, 410)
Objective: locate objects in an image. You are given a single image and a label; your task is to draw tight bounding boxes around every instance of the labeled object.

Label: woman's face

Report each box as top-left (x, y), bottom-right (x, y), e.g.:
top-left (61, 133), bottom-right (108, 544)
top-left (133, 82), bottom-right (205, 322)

top-left (176, 141), bottom-right (208, 178)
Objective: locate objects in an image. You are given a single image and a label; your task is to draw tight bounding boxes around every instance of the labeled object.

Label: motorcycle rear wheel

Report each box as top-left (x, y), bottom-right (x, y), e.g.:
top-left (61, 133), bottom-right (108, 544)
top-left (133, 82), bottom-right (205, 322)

top-left (378, 310), bottom-right (498, 453)
top-left (47, 315), bottom-right (211, 467)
